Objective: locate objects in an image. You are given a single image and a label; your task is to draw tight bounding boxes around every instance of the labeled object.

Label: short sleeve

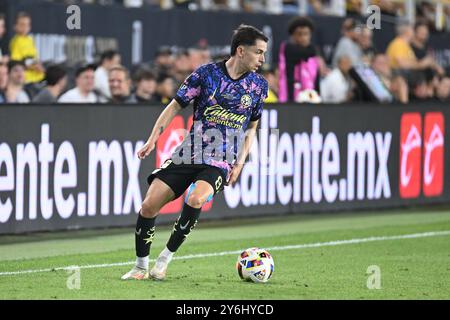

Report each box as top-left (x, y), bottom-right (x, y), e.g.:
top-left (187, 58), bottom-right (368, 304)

top-left (174, 65), bottom-right (205, 108)
top-left (250, 80), bottom-right (268, 121)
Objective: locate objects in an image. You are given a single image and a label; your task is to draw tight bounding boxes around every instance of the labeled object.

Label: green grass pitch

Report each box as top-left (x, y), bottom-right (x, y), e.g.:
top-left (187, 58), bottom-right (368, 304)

top-left (0, 208), bottom-right (449, 299)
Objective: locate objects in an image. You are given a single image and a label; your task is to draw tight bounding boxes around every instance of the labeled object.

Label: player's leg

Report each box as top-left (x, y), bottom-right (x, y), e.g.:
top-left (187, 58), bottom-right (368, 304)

top-left (150, 169), bottom-right (224, 280)
top-left (167, 180), bottom-right (213, 251)
top-left (121, 178), bottom-right (175, 280)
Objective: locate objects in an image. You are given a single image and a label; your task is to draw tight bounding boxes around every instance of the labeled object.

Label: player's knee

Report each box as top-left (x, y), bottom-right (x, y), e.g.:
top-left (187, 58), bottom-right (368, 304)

top-left (140, 199), bottom-right (159, 218)
top-left (186, 193), bottom-right (207, 208)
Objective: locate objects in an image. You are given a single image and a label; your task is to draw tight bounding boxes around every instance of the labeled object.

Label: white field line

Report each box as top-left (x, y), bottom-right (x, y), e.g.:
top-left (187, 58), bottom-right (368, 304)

top-left (1, 230), bottom-right (449, 276)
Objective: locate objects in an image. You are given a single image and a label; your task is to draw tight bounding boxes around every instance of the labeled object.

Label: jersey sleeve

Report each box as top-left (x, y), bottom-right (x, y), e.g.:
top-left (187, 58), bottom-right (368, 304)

top-left (250, 79), bottom-right (268, 121)
top-left (174, 65), bottom-right (205, 108)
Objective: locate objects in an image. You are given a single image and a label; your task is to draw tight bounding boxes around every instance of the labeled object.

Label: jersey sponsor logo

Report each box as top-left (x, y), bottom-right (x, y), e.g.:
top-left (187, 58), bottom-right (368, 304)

top-left (204, 104), bottom-right (247, 129)
top-left (240, 94), bottom-right (252, 108)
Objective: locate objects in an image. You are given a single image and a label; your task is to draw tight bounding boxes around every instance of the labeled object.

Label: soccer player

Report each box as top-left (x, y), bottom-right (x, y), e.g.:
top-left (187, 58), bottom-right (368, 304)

top-left (121, 24), bottom-right (268, 281)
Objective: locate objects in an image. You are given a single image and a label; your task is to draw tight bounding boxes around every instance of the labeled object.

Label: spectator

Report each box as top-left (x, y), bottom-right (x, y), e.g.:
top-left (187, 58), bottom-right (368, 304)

top-left (359, 26), bottom-right (377, 66)
top-left (151, 46), bottom-right (174, 76)
top-left (108, 65), bottom-right (136, 103)
top-left (154, 73), bottom-right (175, 104)
top-left (386, 22), bottom-right (434, 71)
top-left (4, 60), bottom-right (30, 103)
top-left (320, 55), bottom-right (353, 103)
top-left (189, 46), bottom-right (211, 70)
top-left (411, 21), bottom-right (445, 76)
top-left (172, 49), bottom-right (192, 84)
top-left (32, 64), bottom-right (67, 103)
top-left (9, 12), bottom-right (45, 84)
top-left (371, 53), bottom-right (409, 104)
top-left (332, 18), bottom-right (364, 68)
top-left (261, 67), bottom-right (279, 103)
top-left (410, 73), bottom-right (434, 101)
top-left (435, 77), bottom-right (450, 101)
top-left (132, 68), bottom-right (158, 103)
top-left (278, 16), bottom-right (321, 102)
top-left (58, 64), bottom-right (98, 103)
top-left (372, 0), bottom-right (398, 17)
top-left (386, 21), bottom-right (443, 99)
top-left (0, 62), bottom-right (7, 103)
top-left (95, 49), bottom-right (121, 100)
top-left (0, 62), bottom-right (8, 91)
top-left (0, 13), bottom-right (8, 64)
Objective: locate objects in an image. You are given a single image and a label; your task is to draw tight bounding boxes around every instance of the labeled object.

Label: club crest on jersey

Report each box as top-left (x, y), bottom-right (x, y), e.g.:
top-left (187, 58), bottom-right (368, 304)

top-left (240, 94), bottom-right (252, 108)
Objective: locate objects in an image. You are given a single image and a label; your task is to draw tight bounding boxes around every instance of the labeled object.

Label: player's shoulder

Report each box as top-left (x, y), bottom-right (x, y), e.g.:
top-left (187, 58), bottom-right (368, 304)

top-left (249, 72), bottom-right (268, 89)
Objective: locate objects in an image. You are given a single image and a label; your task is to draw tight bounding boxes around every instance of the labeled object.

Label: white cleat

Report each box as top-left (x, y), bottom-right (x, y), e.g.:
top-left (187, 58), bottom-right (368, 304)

top-left (149, 257), bottom-right (169, 281)
top-left (121, 266), bottom-right (149, 280)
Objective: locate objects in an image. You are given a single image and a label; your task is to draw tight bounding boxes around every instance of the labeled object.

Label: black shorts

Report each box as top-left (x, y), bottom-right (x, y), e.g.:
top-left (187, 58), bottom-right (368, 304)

top-left (147, 159), bottom-right (227, 199)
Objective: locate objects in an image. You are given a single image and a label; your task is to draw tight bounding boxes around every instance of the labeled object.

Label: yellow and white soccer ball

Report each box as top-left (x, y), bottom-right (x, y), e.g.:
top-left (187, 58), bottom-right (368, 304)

top-left (236, 247), bottom-right (274, 283)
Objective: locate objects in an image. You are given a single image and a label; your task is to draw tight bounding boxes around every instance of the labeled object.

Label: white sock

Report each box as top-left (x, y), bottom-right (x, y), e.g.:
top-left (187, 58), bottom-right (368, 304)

top-left (136, 256), bottom-right (149, 269)
top-left (159, 247), bottom-right (174, 263)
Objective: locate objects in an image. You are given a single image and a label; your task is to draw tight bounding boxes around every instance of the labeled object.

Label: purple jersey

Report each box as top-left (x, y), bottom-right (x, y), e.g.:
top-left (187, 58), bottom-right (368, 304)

top-left (172, 60), bottom-right (268, 178)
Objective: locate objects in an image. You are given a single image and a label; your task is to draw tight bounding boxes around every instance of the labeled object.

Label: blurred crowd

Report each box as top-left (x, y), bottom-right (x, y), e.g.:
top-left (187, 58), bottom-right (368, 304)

top-left (0, 9), bottom-right (449, 105)
top-left (47, 0), bottom-right (450, 33)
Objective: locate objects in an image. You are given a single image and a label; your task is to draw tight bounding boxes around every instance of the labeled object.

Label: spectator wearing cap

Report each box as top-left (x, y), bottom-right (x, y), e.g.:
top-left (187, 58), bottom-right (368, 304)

top-left (332, 18), bottom-right (364, 68)
top-left (151, 46), bottom-right (174, 75)
top-left (58, 64), bottom-right (98, 103)
top-left (95, 49), bottom-right (121, 100)
top-left (4, 60), bottom-right (30, 103)
top-left (108, 65), bottom-right (137, 104)
top-left (132, 68), bottom-right (158, 103)
top-left (32, 64), bottom-right (67, 103)
top-left (173, 49), bottom-right (192, 84)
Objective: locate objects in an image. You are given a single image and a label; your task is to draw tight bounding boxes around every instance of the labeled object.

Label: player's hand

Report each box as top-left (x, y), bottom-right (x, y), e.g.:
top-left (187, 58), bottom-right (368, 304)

top-left (137, 140), bottom-right (155, 160)
top-left (226, 163), bottom-right (244, 186)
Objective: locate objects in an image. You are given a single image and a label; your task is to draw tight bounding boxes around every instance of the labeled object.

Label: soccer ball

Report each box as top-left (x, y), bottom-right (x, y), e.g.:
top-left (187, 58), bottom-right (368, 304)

top-left (236, 247), bottom-right (274, 283)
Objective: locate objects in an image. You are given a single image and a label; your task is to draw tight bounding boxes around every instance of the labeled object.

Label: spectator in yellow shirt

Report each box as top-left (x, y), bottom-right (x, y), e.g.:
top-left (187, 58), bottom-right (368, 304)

top-left (9, 12), bottom-right (45, 84)
top-left (386, 22), bottom-right (434, 71)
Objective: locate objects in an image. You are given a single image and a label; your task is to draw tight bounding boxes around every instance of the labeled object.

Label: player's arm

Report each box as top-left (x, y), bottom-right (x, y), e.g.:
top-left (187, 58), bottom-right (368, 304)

top-left (227, 120), bottom-right (259, 186)
top-left (137, 99), bottom-right (183, 159)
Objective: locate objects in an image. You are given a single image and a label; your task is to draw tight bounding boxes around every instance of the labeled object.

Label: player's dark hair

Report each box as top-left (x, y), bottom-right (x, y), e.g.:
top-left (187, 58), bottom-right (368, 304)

top-left (0, 13), bottom-right (5, 21)
top-left (100, 50), bottom-right (119, 64)
top-left (288, 16), bottom-right (315, 35)
top-left (230, 24), bottom-right (268, 56)
top-left (45, 64), bottom-right (67, 86)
